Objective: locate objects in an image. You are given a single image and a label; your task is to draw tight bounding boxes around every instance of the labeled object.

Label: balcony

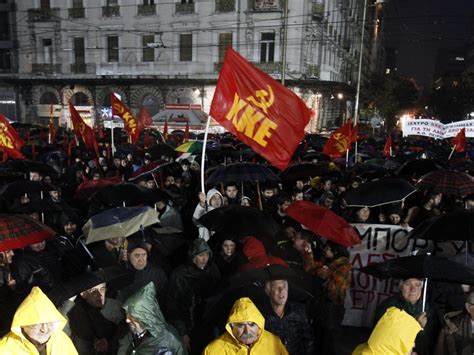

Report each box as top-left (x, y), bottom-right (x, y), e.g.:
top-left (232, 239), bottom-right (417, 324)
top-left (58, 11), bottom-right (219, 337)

top-left (175, 2), bottom-right (195, 14)
top-left (249, 0), bottom-right (282, 12)
top-left (32, 63), bottom-right (61, 74)
top-left (307, 64), bottom-right (320, 78)
top-left (102, 5), bottom-right (120, 17)
top-left (68, 7), bottom-right (85, 18)
top-left (311, 2), bottom-right (324, 21)
top-left (253, 61), bottom-right (282, 74)
top-left (70, 63), bottom-right (96, 74)
top-left (216, 0), bottom-right (235, 12)
top-left (138, 4), bottom-right (156, 16)
top-left (27, 8), bottom-right (60, 22)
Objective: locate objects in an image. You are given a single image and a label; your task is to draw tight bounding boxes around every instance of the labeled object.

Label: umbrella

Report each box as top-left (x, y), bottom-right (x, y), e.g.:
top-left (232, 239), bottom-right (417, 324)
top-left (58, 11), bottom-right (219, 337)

top-left (206, 162), bottom-right (280, 185)
top-left (128, 160), bottom-right (182, 182)
top-left (175, 140), bottom-right (204, 153)
top-left (396, 159), bottom-right (444, 178)
top-left (285, 201), bottom-right (360, 247)
top-left (83, 206), bottom-right (160, 244)
top-left (417, 170), bottom-right (474, 197)
top-left (407, 210), bottom-right (474, 241)
top-left (0, 214), bottom-right (56, 252)
top-left (279, 162), bottom-right (333, 181)
top-left (73, 176), bottom-right (122, 201)
top-left (90, 183), bottom-right (161, 207)
top-left (0, 180), bottom-right (55, 200)
top-left (2, 160), bottom-right (59, 177)
top-left (11, 200), bottom-right (63, 214)
top-left (146, 143), bottom-right (177, 160)
top-left (344, 178), bottom-right (417, 208)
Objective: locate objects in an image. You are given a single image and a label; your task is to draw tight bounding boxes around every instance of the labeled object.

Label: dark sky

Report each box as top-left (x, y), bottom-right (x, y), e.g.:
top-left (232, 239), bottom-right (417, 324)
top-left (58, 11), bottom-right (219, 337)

top-left (384, 0), bottom-right (474, 91)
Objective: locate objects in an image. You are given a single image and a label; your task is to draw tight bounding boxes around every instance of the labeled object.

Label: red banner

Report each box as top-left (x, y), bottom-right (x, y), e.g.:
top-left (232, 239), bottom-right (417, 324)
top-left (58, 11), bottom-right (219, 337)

top-left (209, 48), bottom-right (312, 170)
top-left (138, 106), bottom-right (153, 131)
top-left (0, 113), bottom-right (25, 159)
top-left (111, 94), bottom-right (139, 144)
top-left (384, 134), bottom-right (393, 158)
top-left (452, 128), bottom-right (466, 153)
top-left (69, 102), bottom-right (98, 154)
top-left (322, 120), bottom-right (354, 158)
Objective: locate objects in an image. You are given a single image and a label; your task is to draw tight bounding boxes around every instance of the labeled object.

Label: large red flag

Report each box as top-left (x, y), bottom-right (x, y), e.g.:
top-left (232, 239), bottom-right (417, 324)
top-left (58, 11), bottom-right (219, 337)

top-left (322, 121), bottom-right (354, 158)
top-left (0, 113), bottom-right (25, 159)
top-left (209, 48), bottom-right (312, 170)
top-left (452, 128), bottom-right (466, 153)
top-left (69, 102), bottom-right (98, 154)
top-left (384, 133), bottom-right (393, 158)
top-left (111, 94), bottom-right (140, 144)
top-left (138, 106), bottom-right (153, 130)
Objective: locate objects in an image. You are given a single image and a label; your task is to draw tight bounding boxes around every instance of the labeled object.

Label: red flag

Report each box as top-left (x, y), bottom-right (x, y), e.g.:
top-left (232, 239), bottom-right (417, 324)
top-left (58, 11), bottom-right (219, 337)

top-left (209, 48), bottom-right (312, 170)
top-left (384, 134), bottom-right (393, 158)
top-left (31, 144), bottom-right (36, 160)
top-left (452, 128), bottom-right (466, 153)
top-left (163, 119), bottom-right (168, 141)
top-left (351, 123), bottom-right (358, 143)
top-left (322, 121), bottom-right (354, 158)
top-left (183, 120), bottom-right (190, 143)
top-left (138, 106), bottom-right (153, 130)
top-left (48, 104), bottom-right (56, 144)
top-left (0, 113), bottom-right (25, 159)
top-left (69, 102), bottom-right (98, 154)
top-left (111, 94), bottom-right (140, 144)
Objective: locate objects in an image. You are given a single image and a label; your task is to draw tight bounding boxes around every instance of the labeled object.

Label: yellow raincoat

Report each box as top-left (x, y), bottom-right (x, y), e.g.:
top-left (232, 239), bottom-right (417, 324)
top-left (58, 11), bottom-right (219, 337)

top-left (203, 297), bottom-right (288, 355)
top-left (0, 287), bottom-right (77, 355)
top-left (352, 307), bottom-right (422, 355)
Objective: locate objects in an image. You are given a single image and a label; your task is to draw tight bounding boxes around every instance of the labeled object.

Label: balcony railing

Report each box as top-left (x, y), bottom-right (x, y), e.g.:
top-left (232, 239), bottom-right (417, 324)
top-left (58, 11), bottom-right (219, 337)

top-left (311, 2), bottom-right (324, 21)
top-left (216, 0), bottom-right (235, 12)
top-left (253, 61), bottom-right (282, 74)
top-left (32, 63), bottom-right (61, 74)
top-left (249, 0), bottom-right (282, 12)
top-left (138, 4), bottom-right (156, 16)
top-left (306, 64), bottom-right (320, 78)
top-left (175, 2), bottom-right (195, 14)
top-left (102, 5), bottom-right (120, 17)
top-left (70, 63), bottom-right (86, 74)
top-left (27, 8), bottom-right (60, 22)
top-left (68, 7), bottom-right (85, 18)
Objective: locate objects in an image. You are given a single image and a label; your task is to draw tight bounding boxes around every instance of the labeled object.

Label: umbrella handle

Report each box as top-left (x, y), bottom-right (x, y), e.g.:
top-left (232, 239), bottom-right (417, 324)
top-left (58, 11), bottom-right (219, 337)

top-left (422, 277), bottom-right (428, 313)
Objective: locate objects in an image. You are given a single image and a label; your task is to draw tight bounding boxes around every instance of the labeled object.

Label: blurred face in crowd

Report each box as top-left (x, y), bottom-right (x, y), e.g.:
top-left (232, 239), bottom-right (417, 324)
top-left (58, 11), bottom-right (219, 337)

top-left (321, 195), bottom-right (334, 209)
top-left (389, 213), bottom-right (401, 225)
top-left (322, 179), bottom-right (333, 191)
top-left (465, 294), bottom-right (474, 319)
top-left (64, 222), bottom-right (77, 236)
top-left (129, 248), bottom-right (147, 270)
top-left (465, 199), bottom-right (474, 210)
top-left (400, 278), bottom-right (423, 305)
top-left (49, 190), bottom-right (60, 202)
top-left (20, 195), bottom-right (31, 204)
top-left (279, 200), bottom-right (291, 214)
top-left (29, 171), bottom-right (41, 182)
top-left (81, 283), bottom-right (107, 308)
top-left (292, 233), bottom-right (306, 253)
top-left (324, 244), bottom-right (335, 259)
top-left (193, 251), bottom-right (210, 269)
top-left (262, 189), bottom-right (274, 200)
top-left (225, 186), bottom-right (238, 200)
top-left (22, 322), bottom-right (56, 345)
top-left (293, 192), bottom-right (304, 201)
top-left (146, 179), bottom-right (155, 189)
top-left (126, 314), bottom-right (146, 336)
top-left (1, 250), bottom-right (14, 265)
top-left (222, 240), bottom-right (236, 258)
top-left (155, 201), bottom-right (167, 214)
top-left (164, 176), bottom-right (175, 186)
top-left (266, 280), bottom-right (289, 308)
top-left (295, 180), bottom-right (305, 191)
top-left (209, 193), bottom-right (222, 208)
top-left (356, 207), bottom-right (370, 222)
top-left (432, 193), bottom-right (442, 206)
top-left (231, 322), bottom-right (260, 345)
top-left (29, 241), bottom-right (46, 253)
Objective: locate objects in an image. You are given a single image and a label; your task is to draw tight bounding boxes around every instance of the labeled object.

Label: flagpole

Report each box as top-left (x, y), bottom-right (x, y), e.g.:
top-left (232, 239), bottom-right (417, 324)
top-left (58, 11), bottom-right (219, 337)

top-left (200, 115), bottom-right (212, 194)
top-left (281, 0), bottom-right (289, 86)
top-left (448, 145), bottom-right (456, 160)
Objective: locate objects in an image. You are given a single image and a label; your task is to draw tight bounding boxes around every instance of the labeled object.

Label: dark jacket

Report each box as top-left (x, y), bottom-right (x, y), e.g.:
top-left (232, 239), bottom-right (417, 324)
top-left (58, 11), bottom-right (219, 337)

top-left (435, 310), bottom-right (474, 355)
top-left (262, 301), bottom-right (315, 355)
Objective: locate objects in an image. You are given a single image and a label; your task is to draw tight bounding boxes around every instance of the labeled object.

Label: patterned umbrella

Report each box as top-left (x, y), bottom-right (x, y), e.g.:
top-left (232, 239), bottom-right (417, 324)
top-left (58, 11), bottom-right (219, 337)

top-left (0, 214), bottom-right (56, 252)
top-left (206, 162), bottom-right (279, 185)
top-left (417, 170), bottom-right (474, 197)
top-left (175, 140), bottom-right (204, 153)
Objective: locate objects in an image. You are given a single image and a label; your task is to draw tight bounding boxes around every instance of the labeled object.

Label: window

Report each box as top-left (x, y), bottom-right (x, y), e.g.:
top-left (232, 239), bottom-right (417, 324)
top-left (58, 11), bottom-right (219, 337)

top-left (255, 0), bottom-right (278, 11)
top-left (40, 0), bottom-right (50, 9)
top-left (107, 35), bottom-right (118, 62)
top-left (260, 32), bottom-right (274, 62)
top-left (143, 0), bottom-right (154, 4)
top-left (181, 0), bottom-right (193, 3)
top-left (42, 38), bottom-right (53, 63)
top-left (40, 92), bottom-right (59, 105)
top-left (107, 0), bottom-right (118, 5)
top-left (142, 35), bottom-right (155, 62)
top-left (73, 0), bottom-right (83, 7)
top-left (71, 92), bottom-right (89, 106)
top-left (180, 33), bottom-right (192, 62)
top-left (218, 33), bottom-right (232, 63)
top-left (74, 37), bottom-right (85, 64)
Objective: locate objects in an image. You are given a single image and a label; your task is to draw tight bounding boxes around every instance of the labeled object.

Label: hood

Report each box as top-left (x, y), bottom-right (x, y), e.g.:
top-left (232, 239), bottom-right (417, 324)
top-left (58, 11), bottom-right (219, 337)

top-left (188, 238), bottom-right (213, 259)
top-left (353, 307), bottom-right (422, 354)
top-left (11, 286), bottom-right (68, 338)
top-left (206, 188), bottom-right (223, 211)
top-left (122, 282), bottom-right (166, 338)
top-left (242, 237), bottom-right (267, 259)
top-left (225, 297), bottom-right (265, 343)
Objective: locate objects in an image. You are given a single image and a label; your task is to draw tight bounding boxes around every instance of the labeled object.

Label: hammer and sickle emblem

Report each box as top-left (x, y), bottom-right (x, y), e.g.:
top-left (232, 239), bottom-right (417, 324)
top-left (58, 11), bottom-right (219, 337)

top-left (333, 133), bottom-right (349, 152)
top-left (0, 123), bottom-right (7, 134)
top-left (78, 122), bottom-right (86, 134)
top-left (246, 85), bottom-right (275, 114)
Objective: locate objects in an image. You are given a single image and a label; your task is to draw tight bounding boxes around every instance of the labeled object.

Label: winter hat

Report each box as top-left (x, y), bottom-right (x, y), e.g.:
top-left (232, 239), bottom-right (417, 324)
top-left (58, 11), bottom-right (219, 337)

top-left (188, 238), bottom-right (212, 258)
top-left (127, 238), bottom-right (148, 253)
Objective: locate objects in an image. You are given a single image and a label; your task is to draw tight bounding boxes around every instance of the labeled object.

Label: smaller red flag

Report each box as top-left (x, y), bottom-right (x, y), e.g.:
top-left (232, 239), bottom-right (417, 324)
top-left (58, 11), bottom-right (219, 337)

top-left (138, 106), bottom-right (153, 130)
top-left (163, 119), bottom-right (168, 141)
top-left (384, 134), bottom-right (393, 158)
top-left (69, 102), bottom-right (99, 154)
top-left (322, 121), bottom-right (354, 158)
top-left (452, 128), bottom-right (466, 153)
top-left (351, 123), bottom-right (358, 143)
top-left (183, 120), bottom-right (190, 143)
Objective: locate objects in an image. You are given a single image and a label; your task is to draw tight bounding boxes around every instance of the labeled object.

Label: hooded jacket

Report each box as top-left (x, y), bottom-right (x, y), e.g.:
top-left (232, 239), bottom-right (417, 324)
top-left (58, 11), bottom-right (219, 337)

top-left (0, 286), bottom-right (77, 355)
top-left (193, 189), bottom-right (223, 241)
top-left (118, 282), bottom-right (186, 355)
top-left (203, 297), bottom-right (288, 355)
top-left (352, 307), bottom-right (422, 355)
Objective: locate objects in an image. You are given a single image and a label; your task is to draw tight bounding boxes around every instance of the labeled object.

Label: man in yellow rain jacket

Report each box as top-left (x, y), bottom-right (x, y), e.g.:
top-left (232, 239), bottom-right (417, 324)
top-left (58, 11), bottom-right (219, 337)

top-left (203, 297), bottom-right (288, 355)
top-left (0, 286), bottom-right (77, 355)
top-left (352, 307), bottom-right (423, 355)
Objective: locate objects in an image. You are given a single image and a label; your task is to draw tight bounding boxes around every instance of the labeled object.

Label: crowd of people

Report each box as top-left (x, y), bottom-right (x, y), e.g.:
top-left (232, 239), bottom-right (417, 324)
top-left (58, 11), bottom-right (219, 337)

top-left (0, 128), bottom-right (473, 354)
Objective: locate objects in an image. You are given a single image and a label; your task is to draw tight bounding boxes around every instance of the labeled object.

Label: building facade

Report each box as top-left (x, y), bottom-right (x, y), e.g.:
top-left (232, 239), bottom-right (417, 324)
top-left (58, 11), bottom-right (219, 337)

top-left (1, 0), bottom-right (385, 131)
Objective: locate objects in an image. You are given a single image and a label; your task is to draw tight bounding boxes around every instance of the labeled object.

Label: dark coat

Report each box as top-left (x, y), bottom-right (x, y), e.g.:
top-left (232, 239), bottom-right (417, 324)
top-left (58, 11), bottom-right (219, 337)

top-left (435, 310), bottom-right (474, 355)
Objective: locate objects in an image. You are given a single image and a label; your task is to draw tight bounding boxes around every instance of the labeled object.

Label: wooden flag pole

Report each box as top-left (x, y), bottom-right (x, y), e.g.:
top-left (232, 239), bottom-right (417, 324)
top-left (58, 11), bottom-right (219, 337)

top-left (448, 145), bottom-right (456, 160)
top-left (200, 115), bottom-right (212, 194)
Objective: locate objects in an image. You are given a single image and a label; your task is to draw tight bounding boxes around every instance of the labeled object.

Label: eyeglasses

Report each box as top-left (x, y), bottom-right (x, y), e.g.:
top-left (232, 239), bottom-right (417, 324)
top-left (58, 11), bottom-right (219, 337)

top-left (84, 286), bottom-right (107, 295)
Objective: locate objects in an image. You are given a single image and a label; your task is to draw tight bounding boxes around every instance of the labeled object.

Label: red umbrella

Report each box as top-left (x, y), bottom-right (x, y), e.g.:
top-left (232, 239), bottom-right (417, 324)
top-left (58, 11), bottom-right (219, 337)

top-left (286, 201), bottom-right (360, 247)
top-left (0, 215), bottom-right (56, 252)
top-left (74, 176), bottom-right (122, 200)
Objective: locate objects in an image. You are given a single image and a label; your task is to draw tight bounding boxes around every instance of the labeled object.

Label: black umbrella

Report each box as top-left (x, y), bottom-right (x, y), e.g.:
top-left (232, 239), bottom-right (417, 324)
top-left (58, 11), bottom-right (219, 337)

top-left (344, 178), bottom-right (417, 208)
top-left (11, 200), bottom-right (63, 214)
top-left (0, 180), bottom-right (55, 200)
top-left (90, 183), bottom-right (162, 207)
top-left (279, 162), bottom-right (332, 181)
top-left (3, 160), bottom-right (59, 177)
top-left (396, 159), bottom-right (444, 178)
top-left (206, 162), bottom-right (280, 185)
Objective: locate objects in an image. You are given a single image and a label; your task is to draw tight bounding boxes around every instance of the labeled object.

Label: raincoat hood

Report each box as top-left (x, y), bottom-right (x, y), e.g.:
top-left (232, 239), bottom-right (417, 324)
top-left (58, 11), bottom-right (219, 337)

top-left (206, 188), bottom-right (223, 211)
top-left (225, 297), bottom-right (265, 343)
top-left (11, 286), bottom-right (67, 338)
top-left (122, 282), bottom-right (166, 339)
top-left (188, 238), bottom-right (213, 259)
top-left (352, 307), bottom-right (422, 355)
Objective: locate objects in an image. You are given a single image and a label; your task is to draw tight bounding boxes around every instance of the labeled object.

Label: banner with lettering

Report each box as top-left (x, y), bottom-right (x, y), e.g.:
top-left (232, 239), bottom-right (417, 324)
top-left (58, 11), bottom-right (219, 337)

top-left (402, 118), bottom-right (474, 139)
top-left (111, 94), bottom-right (140, 144)
top-left (210, 48), bottom-right (312, 170)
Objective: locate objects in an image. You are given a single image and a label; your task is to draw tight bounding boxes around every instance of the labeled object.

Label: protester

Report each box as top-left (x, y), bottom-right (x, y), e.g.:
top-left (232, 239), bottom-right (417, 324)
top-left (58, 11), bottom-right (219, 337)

top-left (404, 191), bottom-right (443, 227)
top-left (0, 286), bottom-right (78, 354)
top-left (193, 189), bottom-right (224, 241)
top-left (203, 297), bottom-right (289, 354)
top-left (224, 183), bottom-right (240, 205)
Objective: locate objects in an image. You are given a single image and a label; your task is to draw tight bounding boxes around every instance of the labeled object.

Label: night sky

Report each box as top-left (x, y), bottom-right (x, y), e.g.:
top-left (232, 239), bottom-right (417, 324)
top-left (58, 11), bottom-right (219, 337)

top-left (384, 0), bottom-right (474, 91)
